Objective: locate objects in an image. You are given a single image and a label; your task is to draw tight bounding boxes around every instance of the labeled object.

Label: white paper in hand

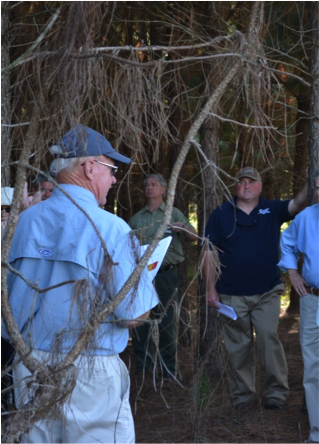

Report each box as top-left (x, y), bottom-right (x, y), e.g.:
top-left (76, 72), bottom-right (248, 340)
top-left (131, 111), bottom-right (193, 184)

top-left (214, 302), bottom-right (237, 320)
top-left (140, 236), bottom-right (172, 281)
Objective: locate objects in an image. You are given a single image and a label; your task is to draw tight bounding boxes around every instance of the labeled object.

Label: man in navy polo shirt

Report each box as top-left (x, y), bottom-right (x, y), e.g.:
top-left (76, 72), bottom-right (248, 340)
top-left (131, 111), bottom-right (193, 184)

top-left (203, 167), bottom-right (308, 411)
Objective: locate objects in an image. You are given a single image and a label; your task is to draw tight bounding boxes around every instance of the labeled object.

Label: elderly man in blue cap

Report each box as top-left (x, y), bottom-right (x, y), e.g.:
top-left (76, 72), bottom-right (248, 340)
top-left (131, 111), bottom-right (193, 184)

top-left (2, 126), bottom-right (158, 443)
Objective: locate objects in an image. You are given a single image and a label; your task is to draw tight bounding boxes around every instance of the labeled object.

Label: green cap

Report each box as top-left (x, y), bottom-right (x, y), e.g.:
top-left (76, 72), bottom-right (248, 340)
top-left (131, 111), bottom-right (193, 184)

top-left (236, 167), bottom-right (261, 182)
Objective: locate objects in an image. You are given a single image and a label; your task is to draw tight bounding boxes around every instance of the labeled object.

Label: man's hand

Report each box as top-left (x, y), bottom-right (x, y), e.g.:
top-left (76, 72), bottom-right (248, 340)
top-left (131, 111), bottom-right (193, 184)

top-left (288, 269), bottom-right (308, 296)
top-left (206, 288), bottom-right (220, 310)
top-left (170, 222), bottom-right (185, 232)
top-left (29, 191), bottom-right (42, 207)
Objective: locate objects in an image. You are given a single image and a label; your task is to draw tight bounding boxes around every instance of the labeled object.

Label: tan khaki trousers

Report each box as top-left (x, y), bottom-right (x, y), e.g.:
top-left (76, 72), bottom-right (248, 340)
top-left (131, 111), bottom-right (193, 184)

top-left (300, 293), bottom-right (319, 443)
top-left (13, 351), bottom-right (135, 443)
top-left (219, 284), bottom-right (289, 406)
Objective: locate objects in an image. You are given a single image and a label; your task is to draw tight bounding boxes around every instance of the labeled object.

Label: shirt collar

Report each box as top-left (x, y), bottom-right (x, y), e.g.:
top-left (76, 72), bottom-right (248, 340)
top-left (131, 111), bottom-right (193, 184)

top-left (142, 200), bottom-right (166, 214)
top-left (52, 184), bottom-right (99, 206)
top-left (233, 196), bottom-right (262, 213)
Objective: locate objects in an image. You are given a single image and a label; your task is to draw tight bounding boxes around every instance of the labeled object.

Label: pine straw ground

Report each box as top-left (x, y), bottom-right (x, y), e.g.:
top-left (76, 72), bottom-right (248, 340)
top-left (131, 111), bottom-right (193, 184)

top-left (121, 307), bottom-right (310, 443)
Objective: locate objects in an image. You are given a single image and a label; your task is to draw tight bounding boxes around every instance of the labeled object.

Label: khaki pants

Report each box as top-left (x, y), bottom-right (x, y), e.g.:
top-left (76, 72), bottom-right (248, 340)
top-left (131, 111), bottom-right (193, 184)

top-left (13, 351), bottom-right (135, 443)
top-left (219, 284), bottom-right (289, 406)
top-left (300, 293), bottom-right (319, 443)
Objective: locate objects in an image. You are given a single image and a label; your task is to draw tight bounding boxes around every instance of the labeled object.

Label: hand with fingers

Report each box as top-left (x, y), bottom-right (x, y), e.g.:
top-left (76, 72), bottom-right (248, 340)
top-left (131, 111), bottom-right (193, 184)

top-left (288, 269), bottom-right (308, 297)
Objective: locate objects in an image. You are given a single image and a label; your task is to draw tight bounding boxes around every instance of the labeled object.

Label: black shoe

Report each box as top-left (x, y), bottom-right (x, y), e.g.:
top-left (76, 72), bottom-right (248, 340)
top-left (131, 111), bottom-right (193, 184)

top-left (264, 397), bottom-right (285, 410)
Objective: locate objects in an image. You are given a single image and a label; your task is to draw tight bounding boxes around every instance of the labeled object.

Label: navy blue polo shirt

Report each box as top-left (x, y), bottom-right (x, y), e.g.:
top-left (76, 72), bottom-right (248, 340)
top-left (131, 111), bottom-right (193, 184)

top-left (204, 196), bottom-right (292, 296)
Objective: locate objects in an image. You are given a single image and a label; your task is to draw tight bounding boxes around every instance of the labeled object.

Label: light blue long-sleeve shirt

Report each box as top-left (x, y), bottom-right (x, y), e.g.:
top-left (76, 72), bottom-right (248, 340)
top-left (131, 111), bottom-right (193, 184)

top-left (2, 184), bottom-right (158, 355)
top-left (278, 203), bottom-right (319, 289)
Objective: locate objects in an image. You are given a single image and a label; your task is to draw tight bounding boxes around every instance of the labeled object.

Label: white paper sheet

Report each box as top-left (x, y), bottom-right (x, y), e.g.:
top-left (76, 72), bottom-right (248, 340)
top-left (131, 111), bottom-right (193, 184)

top-left (214, 302), bottom-right (237, 320)
top-left (140, 236), bottom-right (172, 281)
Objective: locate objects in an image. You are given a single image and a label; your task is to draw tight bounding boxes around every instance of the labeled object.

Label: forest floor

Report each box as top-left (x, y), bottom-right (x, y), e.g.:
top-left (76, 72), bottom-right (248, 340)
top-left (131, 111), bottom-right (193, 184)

top-left (121, 303), bottom-right (310, 443)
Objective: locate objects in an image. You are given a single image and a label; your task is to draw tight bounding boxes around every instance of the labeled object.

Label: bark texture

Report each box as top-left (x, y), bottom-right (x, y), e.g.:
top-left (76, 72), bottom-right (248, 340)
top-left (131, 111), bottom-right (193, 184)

top-left (308, 1), bottom-right (319, 205)
top-left (1, 2), bottom-right (11, 186)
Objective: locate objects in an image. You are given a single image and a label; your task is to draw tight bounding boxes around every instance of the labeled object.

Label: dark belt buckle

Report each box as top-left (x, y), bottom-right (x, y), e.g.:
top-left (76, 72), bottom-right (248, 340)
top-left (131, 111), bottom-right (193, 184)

top-left (306, 286), bottom-right (319, 296)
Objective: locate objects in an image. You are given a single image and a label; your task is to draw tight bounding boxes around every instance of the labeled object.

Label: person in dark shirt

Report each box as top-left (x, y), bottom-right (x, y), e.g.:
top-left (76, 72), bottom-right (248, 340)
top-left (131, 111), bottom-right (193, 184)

top-left (129, 174), bottom-right (197, 378)
top-left (203, 167), bottom-right (307, 411)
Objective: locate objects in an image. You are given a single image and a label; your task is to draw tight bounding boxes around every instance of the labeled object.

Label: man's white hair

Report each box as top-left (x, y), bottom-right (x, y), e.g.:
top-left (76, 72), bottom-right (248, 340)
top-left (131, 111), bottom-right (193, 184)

top-left (49, 145), bottom-right (81, 176)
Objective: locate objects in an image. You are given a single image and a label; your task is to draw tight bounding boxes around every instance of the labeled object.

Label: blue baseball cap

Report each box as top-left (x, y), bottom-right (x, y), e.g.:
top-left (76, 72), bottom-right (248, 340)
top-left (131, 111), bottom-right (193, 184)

top-left (55, 125), bottom-right (131, 165)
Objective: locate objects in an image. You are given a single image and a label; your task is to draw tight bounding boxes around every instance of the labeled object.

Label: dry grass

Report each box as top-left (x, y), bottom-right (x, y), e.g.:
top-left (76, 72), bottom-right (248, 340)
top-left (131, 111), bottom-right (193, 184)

top-left (121, 309), bottom-right (309, 443)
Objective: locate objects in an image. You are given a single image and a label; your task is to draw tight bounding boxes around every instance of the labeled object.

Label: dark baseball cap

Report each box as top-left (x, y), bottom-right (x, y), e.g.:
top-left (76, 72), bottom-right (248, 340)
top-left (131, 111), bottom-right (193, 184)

top-left (54, 125), bottom-right (131, 165)
top-left (236, 167), bottom-right (261, 182)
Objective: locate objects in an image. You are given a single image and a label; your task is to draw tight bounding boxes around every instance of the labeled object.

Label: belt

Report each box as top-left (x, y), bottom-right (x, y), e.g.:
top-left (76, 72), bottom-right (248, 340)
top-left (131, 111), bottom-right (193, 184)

top-left (305, 286), bottom-right (319, 296)
top-left (158, 264), bottom-right (176, 274)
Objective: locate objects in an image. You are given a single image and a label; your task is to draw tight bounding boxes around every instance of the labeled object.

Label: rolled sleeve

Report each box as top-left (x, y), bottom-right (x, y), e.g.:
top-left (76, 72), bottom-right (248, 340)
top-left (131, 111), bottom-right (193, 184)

top-left (278, 221), bottom-right (300, 272)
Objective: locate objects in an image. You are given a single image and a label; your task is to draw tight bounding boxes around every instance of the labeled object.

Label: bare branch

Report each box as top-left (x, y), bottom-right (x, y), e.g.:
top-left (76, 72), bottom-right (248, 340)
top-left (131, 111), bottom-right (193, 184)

top-left (269, 67), bottom-right (311, 87)
top-left (1, 8), bottom-right (61, 73)
top-left (1, 118), bottom-right (40, 374)
top-left (208, 112), bottom-right (275, 129)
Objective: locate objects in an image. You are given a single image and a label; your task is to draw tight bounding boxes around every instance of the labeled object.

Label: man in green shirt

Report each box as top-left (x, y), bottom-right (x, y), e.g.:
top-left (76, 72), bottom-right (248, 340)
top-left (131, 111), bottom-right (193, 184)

top-left (129, 174), bottom-right (197, 378)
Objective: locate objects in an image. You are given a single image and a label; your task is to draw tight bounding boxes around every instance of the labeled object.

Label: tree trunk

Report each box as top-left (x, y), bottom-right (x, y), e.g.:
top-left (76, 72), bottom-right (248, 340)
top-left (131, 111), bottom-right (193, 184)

top-left (197, 114), bottom-right (222, 376)
top-left (262, 93), bottom-right (275, 200)
top-left (169, 123), bottom-right (193, 347)
top-left (288, 91), bottom-right (310, 311)
top-left (195, 0), bottom-right (231, 377)
top-left (294, 93), bottom-right (310, 196)
top-left (308, 1), bottom-right (319, 205)
top-left (1, 2), bottom-right (12, 187)
top-left (163, 4), bottom-right (194, 347)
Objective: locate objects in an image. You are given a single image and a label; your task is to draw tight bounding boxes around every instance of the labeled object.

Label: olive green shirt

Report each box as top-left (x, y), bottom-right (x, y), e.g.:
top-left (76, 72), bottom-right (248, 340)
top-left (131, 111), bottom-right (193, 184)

top-left (129, 202), bottom-right (195, 267)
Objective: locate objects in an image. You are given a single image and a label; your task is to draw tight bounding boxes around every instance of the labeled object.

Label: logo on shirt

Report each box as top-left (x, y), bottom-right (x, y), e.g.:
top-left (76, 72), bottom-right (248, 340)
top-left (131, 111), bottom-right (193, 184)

top-left (37, 248), bottom-right (52, 256)
top-left (136, 219), bottom-right (147, 228)
top-left (258, 208), bottom-right (271, 215)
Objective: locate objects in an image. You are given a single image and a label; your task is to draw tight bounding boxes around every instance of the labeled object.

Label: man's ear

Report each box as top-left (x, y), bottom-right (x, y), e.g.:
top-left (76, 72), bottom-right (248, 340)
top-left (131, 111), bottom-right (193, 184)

top-left (82, 159), bottom-right (95, 181)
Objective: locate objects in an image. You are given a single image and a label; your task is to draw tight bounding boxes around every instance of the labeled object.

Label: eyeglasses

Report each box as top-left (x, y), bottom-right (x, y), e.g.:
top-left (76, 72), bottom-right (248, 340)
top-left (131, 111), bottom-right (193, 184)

top-left (93, 160), bottom-right (118, 176)
top-left (81, 160), bottom-right (118, 176)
